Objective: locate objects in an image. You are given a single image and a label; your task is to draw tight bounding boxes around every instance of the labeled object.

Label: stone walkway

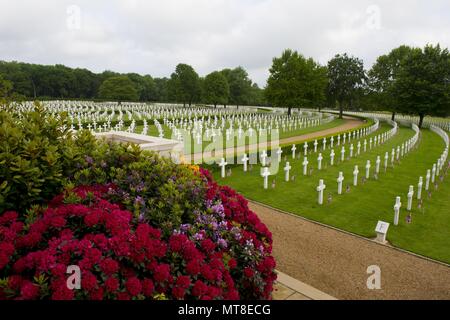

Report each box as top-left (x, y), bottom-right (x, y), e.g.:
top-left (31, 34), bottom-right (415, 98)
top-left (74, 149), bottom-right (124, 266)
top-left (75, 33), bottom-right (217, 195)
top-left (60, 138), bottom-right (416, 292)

top-left (273, 271), bottom-right (336, 300)
top-left (250, 201), bottom-right (450, 300)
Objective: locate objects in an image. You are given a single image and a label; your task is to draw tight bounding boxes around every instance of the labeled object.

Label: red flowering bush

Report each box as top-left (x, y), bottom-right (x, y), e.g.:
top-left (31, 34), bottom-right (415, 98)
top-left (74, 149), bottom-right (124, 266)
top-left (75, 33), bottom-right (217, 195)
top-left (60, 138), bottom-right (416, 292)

top-left (0, 180), bottom-right (276, 300)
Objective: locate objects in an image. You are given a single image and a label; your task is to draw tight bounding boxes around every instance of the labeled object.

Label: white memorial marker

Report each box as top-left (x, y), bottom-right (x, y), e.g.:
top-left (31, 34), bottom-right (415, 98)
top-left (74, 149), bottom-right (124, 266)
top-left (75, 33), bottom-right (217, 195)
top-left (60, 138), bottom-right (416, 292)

top-left (425, 169), bottom-right (431, 191)
top-left (323, 138), bottom-right (327, 151)
top-left (391, 148), bottom-right (395, 165)
top-left (365, 160), bottom-right (371, 179)
top-left (364, 139), bottom-right (367, 152)
top-left (384, 152), bottom-right (389, 171)
top-left (313, 140), bottom-right (318, 153)
top-left (261, 167), bottom-right (271, 189)
top-left (302, 157), bottom-right (309, 176)
top-left (341, 146), bottom-right (346, 162)
top-left (417, 177), bottom-right (423, 200)
top-left (317, 153), bottom-right (323, 170)
top-left (284, 162), bottom-right (291, 182)
top-left (291, 144), bottom-right (297, 159)
top-left (218, 158), bottom-right (227, 178)
top-left (393, 196), bottom-right (401, 226)
top-left (375, 156), bottom-right (381, 175)
top-left (375, 221), bottom-right (390, 244)
top-left (407, 185), bottom-right (414, 211)
top-left (241, 153), bottom-right (249, 172)
top-left (330, 136), bottom-right (334, 148)
top-left (316, 179), bottom-right (326, 205)
top-left (260, 150), bottom-right (268, 166)
top-left (349, 144), bottom-right (354, 158)
top-left (357, 141), bottom-right (361, 156)
top-left (431, 164), bottom-right (436, 183)
top-left (353, 165), bottom-right (359, 186)
top-left (337, 172), bottom-right (344, 195)
top-left (276, 148), bottom-right (283, 162)
top-left (303, 142), bottom-right (308, 156)
top-left (330, 149), bottom-right (335, 166)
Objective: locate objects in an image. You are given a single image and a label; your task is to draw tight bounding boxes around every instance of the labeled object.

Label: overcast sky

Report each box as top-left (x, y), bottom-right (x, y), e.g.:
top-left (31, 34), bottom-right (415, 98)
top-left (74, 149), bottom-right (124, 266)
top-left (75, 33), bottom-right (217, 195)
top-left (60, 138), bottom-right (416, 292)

top-left (1, 0), bottom-right (449, 86)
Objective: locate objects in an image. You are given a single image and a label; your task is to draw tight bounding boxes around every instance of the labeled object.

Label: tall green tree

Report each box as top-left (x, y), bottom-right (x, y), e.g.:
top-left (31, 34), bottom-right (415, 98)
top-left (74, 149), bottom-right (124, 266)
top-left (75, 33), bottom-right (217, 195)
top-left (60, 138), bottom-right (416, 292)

top-left (368, 45), bottom-right (413, 120)
top-left (203, 71), bottom-right (229, 108)
top-left (327, 53), bottom-right (366, 118)
top-left (393, 44), bottom-right (450, 128)
top-left (168, 63), bottom-right (201, 106)
top-left (266, 49), bottom-right (328, 116)
top-left (220, 67), bottom-right (253, 107)
top-left (98, 76), bottom-right (139, 102)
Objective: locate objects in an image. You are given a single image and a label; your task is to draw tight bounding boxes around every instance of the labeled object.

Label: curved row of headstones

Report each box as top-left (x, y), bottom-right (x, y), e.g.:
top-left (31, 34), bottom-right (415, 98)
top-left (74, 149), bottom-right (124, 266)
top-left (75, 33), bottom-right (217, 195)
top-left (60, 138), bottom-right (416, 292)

top-left (319, 109), bottom-right (450, 132)
top-left (391, 126), bottom-right (449, 226)
top-left (315, 122), bottom-right (418, 205)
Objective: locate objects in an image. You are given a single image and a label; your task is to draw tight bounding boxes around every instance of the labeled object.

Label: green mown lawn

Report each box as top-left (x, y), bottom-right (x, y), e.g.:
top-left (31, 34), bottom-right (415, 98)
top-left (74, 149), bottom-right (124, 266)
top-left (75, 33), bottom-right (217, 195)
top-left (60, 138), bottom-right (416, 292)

top-left (207, 126), bottom-right (450, 263)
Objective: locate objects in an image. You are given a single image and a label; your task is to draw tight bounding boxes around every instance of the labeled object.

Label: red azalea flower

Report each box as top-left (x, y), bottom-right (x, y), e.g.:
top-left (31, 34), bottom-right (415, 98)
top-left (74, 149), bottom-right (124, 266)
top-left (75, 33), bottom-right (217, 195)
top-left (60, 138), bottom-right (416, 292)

top-left (125, 277), bottom-right (142, 297)
top-left (153, 264), bottom-right (171, 283)
top-left (227, 258), bottom-right (237, 269)
top-left (192, 280), bottom-right (208, 297)
top-left (20, 282), bottom-right (40, 300)
top-left (100, 258), bottom-right (119, 275)
top-left (200, 239), bottom-right (216, 252)
top-left (243, 267), bottom-right (254, 278)
top-left (104, 277), bottom-right (119, 293)
top-left (142, 279), bottom-right (154, 297)
top-left (117, 292), bottom-right (131, 300)
top-left (81, 271), bottom-right (98, 292)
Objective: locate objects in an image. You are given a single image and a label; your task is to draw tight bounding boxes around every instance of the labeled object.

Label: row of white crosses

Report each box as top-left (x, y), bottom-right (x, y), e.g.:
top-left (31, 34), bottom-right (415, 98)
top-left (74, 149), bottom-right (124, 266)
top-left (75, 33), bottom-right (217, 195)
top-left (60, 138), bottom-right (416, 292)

top-left (391, 125), bottom-right (449, 226)
top-left (321, 109), bottom-right (450, 132)
top-left (315, 122), bottom-right (411, 205)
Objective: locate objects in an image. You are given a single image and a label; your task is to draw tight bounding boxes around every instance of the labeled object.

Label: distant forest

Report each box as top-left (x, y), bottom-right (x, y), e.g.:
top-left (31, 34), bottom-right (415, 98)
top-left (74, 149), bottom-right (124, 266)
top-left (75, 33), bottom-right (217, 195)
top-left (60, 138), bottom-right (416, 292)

top-left (0, 60), bottom-right (265, 105)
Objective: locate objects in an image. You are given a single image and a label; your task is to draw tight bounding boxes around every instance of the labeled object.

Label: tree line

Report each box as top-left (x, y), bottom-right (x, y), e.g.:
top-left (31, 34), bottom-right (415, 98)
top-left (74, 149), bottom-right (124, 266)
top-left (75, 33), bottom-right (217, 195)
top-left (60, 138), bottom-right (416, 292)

top-left (265, 44), bottom-right (450, 127)
top-left (1, 43), bottom-right (449, 127)
top-left (0, 61), bottom-right (265, 107)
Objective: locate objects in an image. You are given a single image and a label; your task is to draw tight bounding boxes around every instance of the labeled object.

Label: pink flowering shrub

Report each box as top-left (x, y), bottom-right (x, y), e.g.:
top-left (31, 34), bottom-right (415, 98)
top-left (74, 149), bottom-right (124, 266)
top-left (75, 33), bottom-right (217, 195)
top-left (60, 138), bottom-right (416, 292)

top-left (0, 174), bottom-right (276, 300)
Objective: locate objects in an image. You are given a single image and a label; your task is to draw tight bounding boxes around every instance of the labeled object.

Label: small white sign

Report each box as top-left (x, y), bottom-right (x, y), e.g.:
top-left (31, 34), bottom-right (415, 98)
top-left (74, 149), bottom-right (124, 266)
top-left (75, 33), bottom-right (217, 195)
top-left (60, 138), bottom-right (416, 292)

top-left (375, 221), bottom-right (389, 234)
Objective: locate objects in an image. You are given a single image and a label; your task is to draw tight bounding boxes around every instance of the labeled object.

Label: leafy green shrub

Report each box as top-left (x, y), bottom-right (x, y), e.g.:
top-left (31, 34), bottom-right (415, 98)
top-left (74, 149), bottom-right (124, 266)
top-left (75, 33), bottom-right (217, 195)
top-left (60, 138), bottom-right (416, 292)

top-left (1, 103), bottom-right (71, 212)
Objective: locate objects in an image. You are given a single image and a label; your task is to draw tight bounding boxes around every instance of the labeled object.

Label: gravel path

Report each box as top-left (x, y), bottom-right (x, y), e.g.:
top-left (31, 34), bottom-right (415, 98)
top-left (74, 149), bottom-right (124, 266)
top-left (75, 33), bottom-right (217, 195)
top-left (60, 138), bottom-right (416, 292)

top-left (190, 117), bottom-right (363, 162)
top-left (249, 201), bottom-right (450, 300)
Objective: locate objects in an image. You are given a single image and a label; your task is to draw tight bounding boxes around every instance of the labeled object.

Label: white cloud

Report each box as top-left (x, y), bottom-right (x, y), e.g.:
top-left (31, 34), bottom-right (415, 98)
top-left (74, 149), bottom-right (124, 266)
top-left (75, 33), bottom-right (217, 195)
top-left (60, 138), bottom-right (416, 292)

top-left (0, 0), bottom-right (449, 86)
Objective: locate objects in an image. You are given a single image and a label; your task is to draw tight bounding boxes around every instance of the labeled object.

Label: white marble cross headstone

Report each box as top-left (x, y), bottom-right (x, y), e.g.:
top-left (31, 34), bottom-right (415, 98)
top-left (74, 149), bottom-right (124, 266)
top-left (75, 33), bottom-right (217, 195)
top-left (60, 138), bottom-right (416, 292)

top-left (260, 150), bottom-right (268, 166)
top-left (219, 158), bottom-right (227, 178)
top-left (407, 185), bottom-right (414, 211)
top-left (291, 144), bottom-right (297, 159)
top-left (316, 179), bottom-right (326, 205)
top-left (384, 152), bottom-right (389, 171)
top-left (313, 140), bottom-right (318, 153)
top-left (425, 169), bottom-right (431, 191)
top-left (261, 167), bottom-right (271, 189)
top-left (337, 172), bottom-right (344, 195)
top-left (417, 177), bottom-right (423, 200)
top-left (353, 165), bottom-right (359, 186)
top-left (365, 160), bottom-right (371, 179)
top-left (317, 153), bottom-right (323, 170)
top-left (284, 162), bottom-right (291, 182)
top-left (303, 142), bottom-right (308, 156)
top-left (394, 196), bottom-right (401, 226)
top-left (241, 153), bottom-right (249, 172)
top-left (276, 148), bottom-right (283, 162)
top-left (302, 157), bottom-right (309, 176)
top-left (375, 156), bottom-right (381, 174)
top-left (330, 149), bottom-right (335, 166)
top-left (341, 146), bottom-right (346, 162)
